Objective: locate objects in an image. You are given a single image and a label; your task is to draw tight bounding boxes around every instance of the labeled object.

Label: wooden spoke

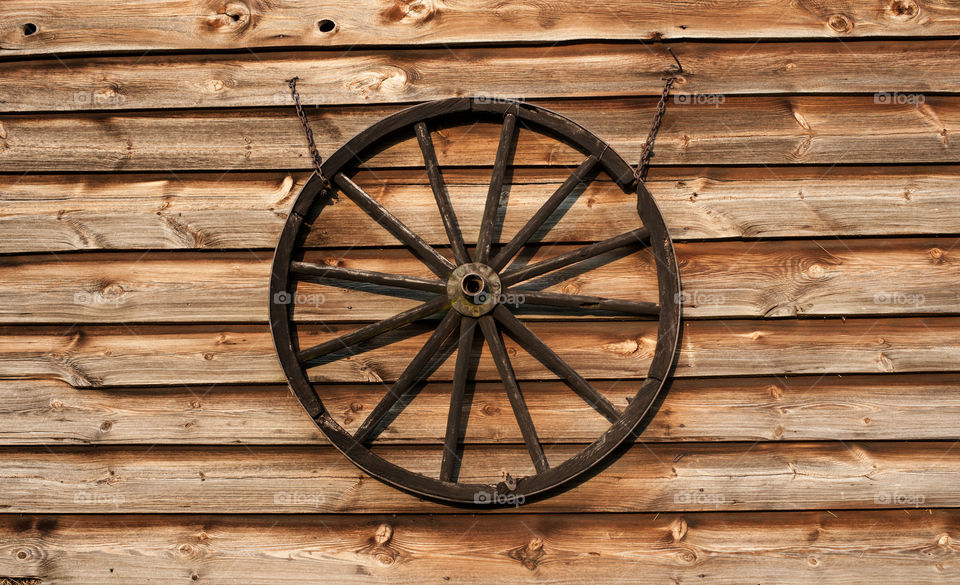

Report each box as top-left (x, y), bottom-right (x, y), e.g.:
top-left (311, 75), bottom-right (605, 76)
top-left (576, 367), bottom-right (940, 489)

top-left (290, 261), bottom-right (446, 294)
top-left (334, 173), bottom-right (455, 277)
top-left (353, 310), bottom-right (461, 445)
top-left (489, 155), bottom-right (598, 272)
top-left (492, 305), bottom-right (621, 423)
top-left (475, 113), bottom-right (517, 263)
top-left (500, 227), bottom-right (650, 286)
top-left (296, 295), bottom-right (449, 363)
top-left (507, 288), bottom-right (659, 316)
top-left (439, 316), bottom-right (478, 482)
top-left (478, 315), bottom-right (548, 474)
top-left (415, 122), bottom-right (470, 266)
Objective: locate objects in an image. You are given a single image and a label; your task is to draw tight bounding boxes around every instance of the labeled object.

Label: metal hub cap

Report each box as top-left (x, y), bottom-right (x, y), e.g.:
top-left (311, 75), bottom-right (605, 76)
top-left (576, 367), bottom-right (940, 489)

top-left (447, 263), bottom-right (502, 317)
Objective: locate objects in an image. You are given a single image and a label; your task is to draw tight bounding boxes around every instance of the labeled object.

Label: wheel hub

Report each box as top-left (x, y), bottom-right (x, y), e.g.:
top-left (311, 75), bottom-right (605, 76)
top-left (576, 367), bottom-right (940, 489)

top-left (447, 262), bottom-right (502, 317)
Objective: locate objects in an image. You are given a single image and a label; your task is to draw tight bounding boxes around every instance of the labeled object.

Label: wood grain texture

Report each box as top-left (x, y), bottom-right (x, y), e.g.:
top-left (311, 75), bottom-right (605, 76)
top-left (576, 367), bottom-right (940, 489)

top-left (4, 374), bottom-right (960, 445)
top-left (2, 317), bottom-right (957, 387)
top-left (2, 41), bottom-right (959, 112)
top-left (0, 238), bottom-right (954, 323)
top-left (4, 511), bottom-right (960, 584)
top-left (3, 166), bottom-right (959, 253)
top-left (0, 96), bottom-right (958, 172)
top-left (3, 0), bottom-right (960, 57)
top-left (1, 441), bottom-right (957, 512)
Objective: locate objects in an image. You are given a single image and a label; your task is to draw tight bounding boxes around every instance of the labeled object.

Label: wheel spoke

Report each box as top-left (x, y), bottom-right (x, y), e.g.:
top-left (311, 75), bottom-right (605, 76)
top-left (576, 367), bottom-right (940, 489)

top-left (507, 288), bottom-right (659, 316)
top-left (354, 310), bottom-right (461, 445)
top-left (475, 113), bottom-right (517, 263)
top-left (492, 305), bottom-right (621, 423)
top-left (334, 173), bottom-right (455, 277)
top-left (478, 315), bottom-right (548, 474)
top-left (489, 155), bottom-right (598, 272)
top-left (297, 295), bottom-right (449, 363)
top-left (439, 316), bottom-right (478, 482)
top-left (415, 122), bottom-right (471, 266)
top-left (290, 261), bottom-right (446, 294)
top-left (500, 227), bottom-right (650, 286)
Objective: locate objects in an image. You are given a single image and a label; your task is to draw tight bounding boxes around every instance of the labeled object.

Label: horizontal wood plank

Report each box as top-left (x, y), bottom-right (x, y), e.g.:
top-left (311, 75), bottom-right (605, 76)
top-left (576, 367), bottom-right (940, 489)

top-left (1, 97), bottom-right (958, 172)
top-left (3, 511), bottom-right (960, 583)
top-left (2, 318), bottom-right (957, 387)
top-left (3, 166), bottom-right (959, 253)
top-left (3, 0), bottom-right (960, 57)
top-left (4, 374), bottom-right (960, 445)
top-left (0, 238), bottom-right (955, 323)
top-left (1, 441), bottom-right (957, 512)
top-left (2, 41), bottom-right (959, 112)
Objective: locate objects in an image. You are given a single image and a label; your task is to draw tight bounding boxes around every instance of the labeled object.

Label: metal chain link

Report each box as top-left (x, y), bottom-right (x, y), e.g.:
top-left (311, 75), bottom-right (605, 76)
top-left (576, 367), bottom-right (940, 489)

top-left (635, 49), bottom-right (683, 184)
top-left (287, 77), bottom-right (332, 191)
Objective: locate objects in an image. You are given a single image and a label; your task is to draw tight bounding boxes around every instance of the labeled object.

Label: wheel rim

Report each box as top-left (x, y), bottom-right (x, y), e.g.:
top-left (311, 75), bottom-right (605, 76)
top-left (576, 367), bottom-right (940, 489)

top-left (269, 97), bottom-right (681, 505)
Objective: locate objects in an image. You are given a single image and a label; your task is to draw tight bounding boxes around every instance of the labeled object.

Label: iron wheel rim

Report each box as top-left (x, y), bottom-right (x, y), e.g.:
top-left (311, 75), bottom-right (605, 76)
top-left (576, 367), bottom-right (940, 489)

top-left (269, 97), bottom-right (681, 505)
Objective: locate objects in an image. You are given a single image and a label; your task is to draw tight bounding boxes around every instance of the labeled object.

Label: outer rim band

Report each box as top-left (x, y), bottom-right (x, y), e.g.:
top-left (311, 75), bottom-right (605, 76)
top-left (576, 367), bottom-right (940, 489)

top-left (269, 97), bottom-right (682, 505)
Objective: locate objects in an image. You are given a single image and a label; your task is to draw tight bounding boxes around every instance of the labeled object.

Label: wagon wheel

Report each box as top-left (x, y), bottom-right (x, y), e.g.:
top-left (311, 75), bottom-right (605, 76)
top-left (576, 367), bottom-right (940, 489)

top-left (270, 97), bottom-right (681, 505)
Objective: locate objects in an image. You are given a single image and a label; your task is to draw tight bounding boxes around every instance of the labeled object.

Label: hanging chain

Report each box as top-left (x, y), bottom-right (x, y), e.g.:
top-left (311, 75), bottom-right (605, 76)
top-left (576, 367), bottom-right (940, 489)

top-left (288, 52), bottom-right (680, 189)
top-left (634, 48), bottom-right (683, 184)
top-left (287, 77), bottom-right (332, 192)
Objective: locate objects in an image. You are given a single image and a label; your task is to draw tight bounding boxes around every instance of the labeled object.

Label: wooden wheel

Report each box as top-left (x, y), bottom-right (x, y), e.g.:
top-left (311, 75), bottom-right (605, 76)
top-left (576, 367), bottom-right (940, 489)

top-left (269, 97), bottom-right (681, 505)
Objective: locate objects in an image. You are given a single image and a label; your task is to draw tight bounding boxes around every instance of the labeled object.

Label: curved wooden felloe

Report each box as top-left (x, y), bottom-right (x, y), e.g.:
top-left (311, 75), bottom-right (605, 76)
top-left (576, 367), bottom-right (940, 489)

top-left (269, 97), bottom-right (681, 505)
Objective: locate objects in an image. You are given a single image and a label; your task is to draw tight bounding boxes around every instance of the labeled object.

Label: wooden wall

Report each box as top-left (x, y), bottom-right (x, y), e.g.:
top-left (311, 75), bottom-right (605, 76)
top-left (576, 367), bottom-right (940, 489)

top-left (2, 1), bottom-right (960, 582)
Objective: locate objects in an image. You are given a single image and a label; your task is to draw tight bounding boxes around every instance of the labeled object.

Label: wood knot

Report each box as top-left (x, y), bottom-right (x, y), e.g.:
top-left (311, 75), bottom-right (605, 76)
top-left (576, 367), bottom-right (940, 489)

top-left (481, 403), bottom-right (501, 416)
top-left (928, 247), bottom-right (947, 264)
top-left (671, 517), bottom-right (688, 542)
top-left (360, 523), bottom-right (399, 565)
top-left (888, 0), bottom-right (919, 19)
top-left (768, 384), bottom-right (785, 399)
top-left (827, 14), bottom-right (853, 33)
top-left (346, 66), bottom-right (412, 97)
top-left (805, 262), bottom-right (827, 279)
top-left (676, 549), bottom-right (698, 564)
top-left (379, 0), bottom-right (441, 25)
top-left (204, 78), bottom-right (227, 93)
top-left (508, 537), bottom-right (545, 570)
top-left (202, 0), bottom-right (254, 33)
top-left (375, 523), bottom-right (392, 545)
